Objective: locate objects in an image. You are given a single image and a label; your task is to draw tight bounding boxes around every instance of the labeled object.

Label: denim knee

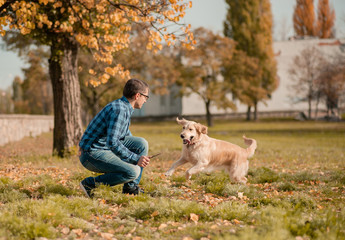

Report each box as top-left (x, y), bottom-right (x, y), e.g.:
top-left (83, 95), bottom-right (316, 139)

top-left (127, 165), bottom-right (141, 181)
top-left (137, 137), bottom-right (149, 155)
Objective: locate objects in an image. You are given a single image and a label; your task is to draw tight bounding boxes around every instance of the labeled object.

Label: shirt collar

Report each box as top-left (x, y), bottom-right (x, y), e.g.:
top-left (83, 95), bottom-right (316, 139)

top-left (121, 96), bottom-right (134, 113)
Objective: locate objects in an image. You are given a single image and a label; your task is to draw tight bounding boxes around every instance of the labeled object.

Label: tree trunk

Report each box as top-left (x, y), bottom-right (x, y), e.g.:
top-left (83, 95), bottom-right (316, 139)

top-left (49, 37), bottom-right (83, 157)
top-left (315, 92), bottom-right (320, 120)
top-left (308, 97), bottom-right (312, 120)
top-left (254, 102), bottom-right (258, 121)
top-left (246, 106), bottom-right (251, 121)
top-left (205, 100), bottom-right (213, 127)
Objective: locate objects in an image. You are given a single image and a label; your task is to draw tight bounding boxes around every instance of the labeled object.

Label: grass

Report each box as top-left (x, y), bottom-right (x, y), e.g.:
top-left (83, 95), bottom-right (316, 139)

top-left (0, 120), bottom-right (344, 239)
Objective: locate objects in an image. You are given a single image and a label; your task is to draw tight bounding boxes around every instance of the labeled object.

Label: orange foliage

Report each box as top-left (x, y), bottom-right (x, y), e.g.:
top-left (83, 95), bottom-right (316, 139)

top-left (293, 0), bottom-right (316, 37)
top-left (316, 0), bottom-right (335, 38)
top-left (0, 0), bottom-right (194, 86)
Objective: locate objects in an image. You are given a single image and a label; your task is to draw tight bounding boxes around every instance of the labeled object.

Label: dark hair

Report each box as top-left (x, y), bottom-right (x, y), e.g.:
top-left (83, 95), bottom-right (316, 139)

top-left (123, 79), bottom-right (149, 99)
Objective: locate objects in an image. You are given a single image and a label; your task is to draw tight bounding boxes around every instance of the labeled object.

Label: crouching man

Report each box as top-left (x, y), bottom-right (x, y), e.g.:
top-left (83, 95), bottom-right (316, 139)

top-left (79, 79), bottom-right (151, 197)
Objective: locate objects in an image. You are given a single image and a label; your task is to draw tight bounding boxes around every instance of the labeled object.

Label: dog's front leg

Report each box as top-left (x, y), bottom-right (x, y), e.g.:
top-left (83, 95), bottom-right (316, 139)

top-left (186, 163), bottom-right (206, 180)
top-left (165, 157), bottom-right (188, 176)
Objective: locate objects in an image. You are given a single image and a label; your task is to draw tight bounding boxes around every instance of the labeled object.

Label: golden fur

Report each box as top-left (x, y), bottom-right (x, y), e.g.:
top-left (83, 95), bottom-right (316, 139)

top-left (165, 118), bottom-right (257, 184)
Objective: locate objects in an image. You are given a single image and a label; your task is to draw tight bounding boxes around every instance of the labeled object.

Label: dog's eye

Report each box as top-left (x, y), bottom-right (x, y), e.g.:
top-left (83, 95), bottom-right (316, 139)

top-left (182, 127), bottom-right (185, 130)
top-left (189, 128), bottom-right (193, 131)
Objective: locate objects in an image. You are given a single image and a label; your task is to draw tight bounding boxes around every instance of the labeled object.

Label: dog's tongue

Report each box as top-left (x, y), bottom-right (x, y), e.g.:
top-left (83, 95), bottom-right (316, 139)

top-left (183, 139), bottom-right (190, 145)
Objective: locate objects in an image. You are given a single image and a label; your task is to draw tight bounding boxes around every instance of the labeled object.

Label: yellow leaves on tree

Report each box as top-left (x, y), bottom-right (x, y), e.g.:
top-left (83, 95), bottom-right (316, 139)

top-left (87, 64), bottom-right (130, 87)
top-left (293, 0), bottom-right (335, 38)
top-left (0, 0), bottom-right (194, 86)
top-left (293, 0), bottom-right (316, 37)
top-left (316, 0), bottom-right (335, 38)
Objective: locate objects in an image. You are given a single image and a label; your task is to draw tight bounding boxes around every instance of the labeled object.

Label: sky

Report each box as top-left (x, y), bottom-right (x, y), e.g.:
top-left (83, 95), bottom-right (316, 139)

top-left (0, 0), bottom-right (344, 90)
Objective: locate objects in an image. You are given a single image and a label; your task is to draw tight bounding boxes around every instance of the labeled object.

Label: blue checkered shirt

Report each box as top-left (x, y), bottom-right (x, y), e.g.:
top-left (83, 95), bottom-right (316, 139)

top-left (79, 96), bottom-right (140, 163)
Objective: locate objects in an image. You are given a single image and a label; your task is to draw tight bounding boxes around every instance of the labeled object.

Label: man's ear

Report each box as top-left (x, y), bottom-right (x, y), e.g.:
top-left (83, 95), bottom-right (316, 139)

top-left (135, 92), bottom-right (141, 100)
top-left (176, 117), bottom-right (188, 125)
top-left (195, 123), bottom-right (208, 134)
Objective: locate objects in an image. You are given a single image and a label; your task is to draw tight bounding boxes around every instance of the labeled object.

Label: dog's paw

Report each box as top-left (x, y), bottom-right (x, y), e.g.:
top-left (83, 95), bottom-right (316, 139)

top-left (165, 171), bottom-right (173, 177)
top-left (185, 172), bottom-right (191, 180)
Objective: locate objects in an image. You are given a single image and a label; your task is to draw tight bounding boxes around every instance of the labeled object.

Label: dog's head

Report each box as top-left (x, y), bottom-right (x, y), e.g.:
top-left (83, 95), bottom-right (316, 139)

top-left (176, 117), bottom-right (208, 145)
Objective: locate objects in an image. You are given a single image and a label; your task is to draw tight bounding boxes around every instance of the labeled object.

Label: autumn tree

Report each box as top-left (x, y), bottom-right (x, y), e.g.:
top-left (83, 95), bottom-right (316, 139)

top-left (12, 76), bottom-right (24, 112)
top-left (79, 26), bottom-right (181, 123)
top-left (289, 46), bottom-right (324, 119)
top-left (316, 0), bottom-right (335, 38)
top-left (0, 88), bottom-right (12, 113)
top-left (20, 47), bottom-right (53, 114)
top-left (316, 52), bottom-right (345, 118)
top-left (293, 0), bottom-right (335, 39)
top-left (224, 0), bottom-right (278, 120)
top-left (115, 26), bottom-right (182, 96)
top-left (293, 0), bottom-right (316, 37)
top-left (175, 27), bottom-right (236, 127)
top-left (0, 0), bottom-right (194, 157)
top-left (222, 50), bottom-right (263, 117)
top-left (78, 50), bottom-right (123, 124)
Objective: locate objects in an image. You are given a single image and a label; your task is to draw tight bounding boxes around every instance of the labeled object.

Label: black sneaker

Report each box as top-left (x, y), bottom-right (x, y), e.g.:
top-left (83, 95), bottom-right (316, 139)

top-left (122, 185), bottom-right (144, 195)
top-left (80, 179), bottom-right (94, 198)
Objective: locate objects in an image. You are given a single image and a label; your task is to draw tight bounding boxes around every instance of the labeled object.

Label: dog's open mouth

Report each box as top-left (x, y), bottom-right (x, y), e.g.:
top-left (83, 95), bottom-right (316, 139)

top-left (183, 136), bottom-right (194, 145)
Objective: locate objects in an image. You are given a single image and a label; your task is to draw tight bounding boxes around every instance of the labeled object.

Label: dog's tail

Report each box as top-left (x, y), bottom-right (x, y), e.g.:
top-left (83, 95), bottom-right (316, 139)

top-left (243, 135), bottom-right (257, 159)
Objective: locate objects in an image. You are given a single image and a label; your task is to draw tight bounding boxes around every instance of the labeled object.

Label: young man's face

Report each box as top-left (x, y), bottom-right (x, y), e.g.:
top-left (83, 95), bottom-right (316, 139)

top-left (134, 88), bottom-right (149, 109)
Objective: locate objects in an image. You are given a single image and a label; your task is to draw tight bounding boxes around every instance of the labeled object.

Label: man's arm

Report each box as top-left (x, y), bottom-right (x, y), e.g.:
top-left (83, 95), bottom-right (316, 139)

top-left (106, 107), bottom-right (140, 163)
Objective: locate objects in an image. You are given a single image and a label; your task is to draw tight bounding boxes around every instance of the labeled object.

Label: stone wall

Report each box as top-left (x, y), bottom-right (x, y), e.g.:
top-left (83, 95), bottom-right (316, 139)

top-left (0, 115), bottom-right (54, 146)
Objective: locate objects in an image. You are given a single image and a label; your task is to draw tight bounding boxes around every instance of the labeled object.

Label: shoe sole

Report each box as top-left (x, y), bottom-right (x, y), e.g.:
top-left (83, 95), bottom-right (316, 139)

top-left (79, 182), bottom-right (91, 198)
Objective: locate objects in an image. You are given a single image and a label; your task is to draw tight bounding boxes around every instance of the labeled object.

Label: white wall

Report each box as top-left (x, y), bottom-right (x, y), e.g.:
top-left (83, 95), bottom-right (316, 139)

top-left (0, 115), bottom-right (54, 146)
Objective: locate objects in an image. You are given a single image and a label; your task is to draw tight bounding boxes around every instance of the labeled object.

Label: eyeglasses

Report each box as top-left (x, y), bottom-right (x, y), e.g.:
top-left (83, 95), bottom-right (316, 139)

top-left (139, 92), bottom-right (149, 100)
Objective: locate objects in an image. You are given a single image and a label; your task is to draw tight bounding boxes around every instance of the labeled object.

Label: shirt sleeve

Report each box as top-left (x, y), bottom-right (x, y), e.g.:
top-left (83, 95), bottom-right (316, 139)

top-left (106, 106), bottom-right (140, 163)
top-left (127, 128), bottom-right (132, 137)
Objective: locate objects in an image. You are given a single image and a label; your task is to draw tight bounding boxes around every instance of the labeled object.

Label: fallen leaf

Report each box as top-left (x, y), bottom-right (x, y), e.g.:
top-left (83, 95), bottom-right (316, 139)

top-left (158, 223), bottom-right (168, 230)
top-left (151, 210), bottom-right (159, 217)
top-left (190, 213), bottom-right (199, 224)
top-left (61, 227), bottom-right (70, 235)
top-left (233, 219), bottom-right (241, 225)
top-left (100, 232), bottom-right (114, 240)
top-left (72, 229), bottom-right (83, 236)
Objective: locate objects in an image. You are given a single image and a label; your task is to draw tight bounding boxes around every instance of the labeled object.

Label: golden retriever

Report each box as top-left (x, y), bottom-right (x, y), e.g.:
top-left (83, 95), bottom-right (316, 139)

top-left (165, 118), bottom-right (257, 184)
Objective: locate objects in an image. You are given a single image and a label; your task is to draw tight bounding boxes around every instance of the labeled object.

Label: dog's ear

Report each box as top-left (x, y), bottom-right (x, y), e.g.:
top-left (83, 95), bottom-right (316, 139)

top-left (176, 117), bottom-right (188, 125)
top-left (195, 123), bottom-right (208, 134)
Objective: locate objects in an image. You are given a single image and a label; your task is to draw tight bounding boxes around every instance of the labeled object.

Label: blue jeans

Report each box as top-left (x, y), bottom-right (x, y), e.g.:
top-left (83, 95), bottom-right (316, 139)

top-left (80, 136), bottom-right (148, 189)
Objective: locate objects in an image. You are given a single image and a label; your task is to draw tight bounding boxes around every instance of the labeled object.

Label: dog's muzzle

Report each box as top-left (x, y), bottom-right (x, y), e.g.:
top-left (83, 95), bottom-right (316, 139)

top-left (181, 135), bottom-right (193, 145)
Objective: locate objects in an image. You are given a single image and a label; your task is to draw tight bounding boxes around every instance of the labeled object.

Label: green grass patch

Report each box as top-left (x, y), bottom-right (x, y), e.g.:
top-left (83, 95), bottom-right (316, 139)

top-left (0, 120), bottom-right (344, 239)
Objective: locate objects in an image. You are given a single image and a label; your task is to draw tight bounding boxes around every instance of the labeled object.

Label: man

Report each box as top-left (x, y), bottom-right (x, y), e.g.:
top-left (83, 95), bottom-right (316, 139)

top-left (79, 79), bottom-right (151, 197)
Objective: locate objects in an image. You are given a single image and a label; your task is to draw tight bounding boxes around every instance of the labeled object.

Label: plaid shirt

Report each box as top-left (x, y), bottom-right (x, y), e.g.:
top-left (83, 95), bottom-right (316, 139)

top-left (79, 96), bottom-right (140, 163)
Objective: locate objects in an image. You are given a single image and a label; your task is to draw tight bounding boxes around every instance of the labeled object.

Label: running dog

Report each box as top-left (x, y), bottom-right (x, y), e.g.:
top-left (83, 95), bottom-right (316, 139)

top-left (165, 118), bottom-right (257, 184)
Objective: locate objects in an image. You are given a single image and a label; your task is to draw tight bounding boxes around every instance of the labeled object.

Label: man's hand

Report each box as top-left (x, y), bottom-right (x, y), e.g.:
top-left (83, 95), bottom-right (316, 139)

top-left (137, 156), bottom-right (150, 168)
